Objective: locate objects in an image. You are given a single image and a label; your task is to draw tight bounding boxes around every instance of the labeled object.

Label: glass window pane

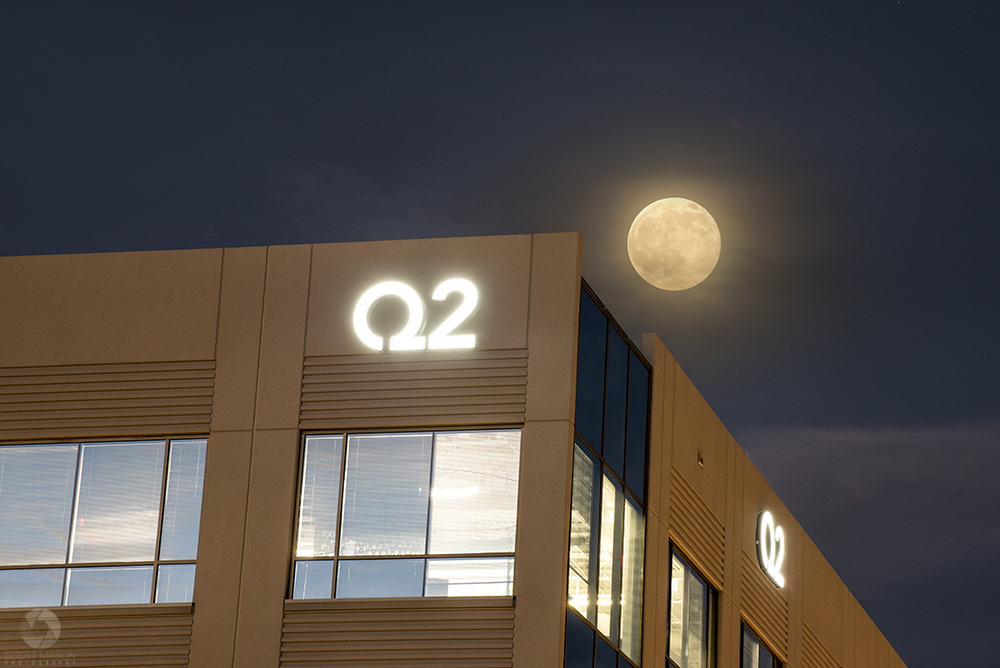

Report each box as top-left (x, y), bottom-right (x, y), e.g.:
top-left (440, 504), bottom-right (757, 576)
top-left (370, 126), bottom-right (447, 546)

top-left (428, 430), bottom-right (520, 554)
top-left (619, 497), bottom-right (644, 662)
top-left (335, 558), bottom-right (424, 598)
top-left (155, 563), bottom-right (196, 603)
top-left (292, 560), bottom-right (334, 599)
top-left (575, 289), bottom-right (607, 451)
top-left (159, 439), bottom-right (207, 561)
top-left (670, 552), bottom-right (710, 668)
top-left (296, 435), bottom-right (344, 558)
top-left (569, 443), bottom-right (598, 622)
top-left (596, 473), bottom-right (621, 639)
top-left (65, 566), bottom-right (154, 606)
top-left (69, 441), bottom-right (164, 564)
top-left (602, 331), bottom-right (628, 476)
top-left (595, 636), bottom-right (619, 668)
top-left (565, 609), bottom-right (596, 668)
top-left (742, 626), bottom-right (776, 668)
top-left (0, 568), bottom-right (65, 608)
top-left (0, 444), bottom-right (78, 566)
top-left (425, 557), bottom-right (513, 597)
top-left (625, 353), bottom-right (648, 501)
top-left (339, 433), bottom-right (431, 556)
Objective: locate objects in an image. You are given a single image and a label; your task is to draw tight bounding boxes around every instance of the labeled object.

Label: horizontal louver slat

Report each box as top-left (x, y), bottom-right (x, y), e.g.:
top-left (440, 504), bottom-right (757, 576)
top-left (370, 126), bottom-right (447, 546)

top-left (669, 466), bottom-right (726, 586)
top-left (281, 600), bottom-right (514, 667)
top-left (0, 361), bottom-right (214, 440)
top-left (300, 351), bottom-right (527, 431)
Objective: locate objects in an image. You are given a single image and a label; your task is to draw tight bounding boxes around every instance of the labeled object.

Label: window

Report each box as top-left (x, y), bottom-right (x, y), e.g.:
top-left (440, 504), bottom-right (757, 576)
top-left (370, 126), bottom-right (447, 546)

top-left (291, 429), bottom-right (520, 599)
top-left (668, 550), bottom-right (715, 668)
top-left (0, 438), bottom-right (207, 608)
top-left (741, 624), bottom-right (780, 668)
top-left (566, 285), bottom-right (649, 668)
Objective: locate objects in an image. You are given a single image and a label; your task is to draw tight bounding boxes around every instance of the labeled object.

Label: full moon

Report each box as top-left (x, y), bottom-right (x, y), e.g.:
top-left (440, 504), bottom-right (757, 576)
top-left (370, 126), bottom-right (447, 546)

top-left (627, 197), bottom-right (722, 291)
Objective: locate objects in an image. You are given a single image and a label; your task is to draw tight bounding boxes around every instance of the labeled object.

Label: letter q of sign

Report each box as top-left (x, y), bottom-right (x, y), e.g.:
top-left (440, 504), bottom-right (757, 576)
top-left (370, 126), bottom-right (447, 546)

top-left (353, 279), bottom-right (478, 352)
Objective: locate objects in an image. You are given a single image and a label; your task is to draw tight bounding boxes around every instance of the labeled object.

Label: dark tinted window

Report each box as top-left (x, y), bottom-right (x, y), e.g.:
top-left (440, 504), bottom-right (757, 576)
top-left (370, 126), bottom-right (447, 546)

top-left (565, 609), bottom-right (596, 668)
top-left (625, 352), bottom-right (649, 501)
top-left (602, 330), bottom-right (628, 477)
top-left (575, 289), bottom-right (607, 451)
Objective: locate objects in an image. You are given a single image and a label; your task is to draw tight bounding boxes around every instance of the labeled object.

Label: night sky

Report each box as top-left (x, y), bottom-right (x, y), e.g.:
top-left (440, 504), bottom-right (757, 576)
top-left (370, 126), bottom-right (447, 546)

top-left (2, 3), bottom-right (998, 666)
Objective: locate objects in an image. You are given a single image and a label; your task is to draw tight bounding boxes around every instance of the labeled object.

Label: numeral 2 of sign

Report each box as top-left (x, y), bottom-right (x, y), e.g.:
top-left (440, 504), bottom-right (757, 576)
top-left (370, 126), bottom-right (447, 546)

top-left (353, 279), bottom-right (478, 351)
top-left (756, 510), bottom-right (786, 588)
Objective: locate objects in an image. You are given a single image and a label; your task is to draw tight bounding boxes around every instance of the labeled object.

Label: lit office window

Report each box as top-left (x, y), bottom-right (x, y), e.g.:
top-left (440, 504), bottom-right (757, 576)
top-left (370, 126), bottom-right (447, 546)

top-left (0, 438), bottom-right (207, 608)
top-left (291, 429), bottom-right (520, 600)
top-left (668, 551), bottom-right (715, 668)
top-left (741, 624), bottom-right (780, 668)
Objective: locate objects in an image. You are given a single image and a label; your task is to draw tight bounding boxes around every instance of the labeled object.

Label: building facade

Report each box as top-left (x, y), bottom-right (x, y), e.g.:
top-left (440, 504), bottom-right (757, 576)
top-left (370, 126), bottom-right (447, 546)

top-left (0, 234), bottom-right (906, 668)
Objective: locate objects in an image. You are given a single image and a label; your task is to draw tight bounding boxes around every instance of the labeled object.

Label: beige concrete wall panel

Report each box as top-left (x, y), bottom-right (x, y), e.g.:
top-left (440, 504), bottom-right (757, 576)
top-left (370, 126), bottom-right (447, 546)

top-left (0, 603), bottom-right (192, 666)
top-left (739, 549), bottom-right (789, 658)
top-left (641, 517), bottom-right (668, 668)
top-left (523, 232), bottom-right (582, 423)
top-left (511, 419), bottom-right (574, 668)
top-left (640, 332), bottom-right (676, 526)
top-left (254, 245), bottom-right (312, 430)
top-left (299, 350), bottom-right (527, 430)
top-left (0, 360), bottom-right (214, 441)
top-left (802, 622), bottom-right (841, 668)
top-left (281, 597), bottom-right (514, 667)
top-left (670, 365), bottom-right (729, 521)
top-left (188, 430), bottom-right (253, 668)
top-left (233, 429), bottom-right (302, 668)
top-left (304, 235), bottom-right (532, 357)
top-left (669, 465), bottom-right (726, 587)
top-left (209, 246), bottom-right (267, 433)
top-left (0, 249), bottom-right (222, 368)
top-left (802, 535), bottom-right (845, 663)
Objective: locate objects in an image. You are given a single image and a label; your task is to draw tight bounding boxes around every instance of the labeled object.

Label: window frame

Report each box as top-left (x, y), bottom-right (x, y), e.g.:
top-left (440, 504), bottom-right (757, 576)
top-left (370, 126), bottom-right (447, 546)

top-left (289, 427), bottom-right (522, 601)
top-left (0, 437), bottom-right (207, 608)
top-left (667, 546), bottom-right (717, 668)
top-left (740, 622), bottom-right (782, 668)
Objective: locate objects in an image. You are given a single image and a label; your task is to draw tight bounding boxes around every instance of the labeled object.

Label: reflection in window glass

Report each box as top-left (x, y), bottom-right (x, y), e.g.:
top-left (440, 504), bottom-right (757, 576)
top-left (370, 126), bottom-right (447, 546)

top-left (428, 431), bottom-right (520, 554)
top-left (425, 557), bottom-right (514, 597)
top-left (568, 443), bottom-right (598, 621)
top-left (155, 563), bottom-right (197, 603)
top-left (70, 442), bottom-right (165, 564)
top-left (0, 569), bottom-right (64, 608)
top-left (0, 438), bottom-right (206, 608)
top-left (596, 474), bottom-right (621, 639)
top-left (159, 440), bottom-right (207, 561)
top-left (293, 560), bottom-right (334, 599)
top-left (619, 496), bottom-right (644, 662)
top-left (0, 444), bottom-right (78, 566)
top-left (340, 433), bottom-right (432, 556)
top-left (65, 566), bottom-right (154, 606)
top-left (293, 429), bottom-right (520, 601)
top-left (296, 436), bottom-right (343, 558)
top-left (669, 551), bottom-right (713, 668)
top-left (336, 558), bottom-right (424, 598)
top-left (742, 625), bottom-right (778, 668)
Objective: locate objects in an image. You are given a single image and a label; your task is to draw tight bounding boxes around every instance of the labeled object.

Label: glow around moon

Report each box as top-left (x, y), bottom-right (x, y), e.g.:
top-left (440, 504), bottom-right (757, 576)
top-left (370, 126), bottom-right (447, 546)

top-left (627, 197), bottom-right (722, 290)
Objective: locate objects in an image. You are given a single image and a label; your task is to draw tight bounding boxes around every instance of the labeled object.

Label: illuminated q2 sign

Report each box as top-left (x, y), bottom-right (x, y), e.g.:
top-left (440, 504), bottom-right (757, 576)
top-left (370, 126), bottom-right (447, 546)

top-left (353, 279), bottom-right (478, 351)
top-left (756, 510), bottom-right (786, 588)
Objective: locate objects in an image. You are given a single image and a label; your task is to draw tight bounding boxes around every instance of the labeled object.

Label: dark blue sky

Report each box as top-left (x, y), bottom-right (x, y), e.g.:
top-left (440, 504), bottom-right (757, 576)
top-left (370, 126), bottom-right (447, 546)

top-left (2, 3), bottom-right (998, 665)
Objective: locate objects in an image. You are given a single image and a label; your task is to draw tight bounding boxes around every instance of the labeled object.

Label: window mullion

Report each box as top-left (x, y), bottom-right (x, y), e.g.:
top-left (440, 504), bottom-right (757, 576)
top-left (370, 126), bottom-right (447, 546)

top-left (62, 443), bottom-right (84, 605)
